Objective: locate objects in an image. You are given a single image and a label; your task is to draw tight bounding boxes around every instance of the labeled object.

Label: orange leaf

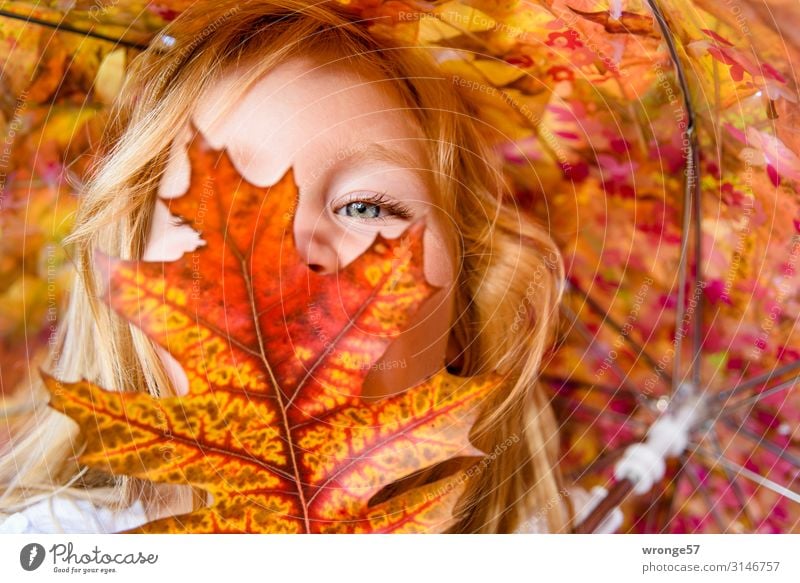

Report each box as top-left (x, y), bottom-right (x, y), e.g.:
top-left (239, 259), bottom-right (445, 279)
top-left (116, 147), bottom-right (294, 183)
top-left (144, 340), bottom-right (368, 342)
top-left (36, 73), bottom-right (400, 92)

top-left (569, 8), bottom-right (659, 39)
top-left (42, 126), bottom-right (502, 533)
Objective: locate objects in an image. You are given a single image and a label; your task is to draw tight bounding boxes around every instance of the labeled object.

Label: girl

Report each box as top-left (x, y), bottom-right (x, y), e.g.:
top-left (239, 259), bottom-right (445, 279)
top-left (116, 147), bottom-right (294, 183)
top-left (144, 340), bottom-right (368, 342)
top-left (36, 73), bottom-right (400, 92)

top-left (0, 0), bottom-right (617, 534)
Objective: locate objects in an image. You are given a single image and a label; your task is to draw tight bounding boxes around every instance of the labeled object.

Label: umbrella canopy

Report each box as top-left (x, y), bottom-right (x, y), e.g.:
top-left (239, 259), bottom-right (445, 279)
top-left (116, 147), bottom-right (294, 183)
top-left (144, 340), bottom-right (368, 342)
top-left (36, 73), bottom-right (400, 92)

top-left (1, 0), bottom-right (798, 533)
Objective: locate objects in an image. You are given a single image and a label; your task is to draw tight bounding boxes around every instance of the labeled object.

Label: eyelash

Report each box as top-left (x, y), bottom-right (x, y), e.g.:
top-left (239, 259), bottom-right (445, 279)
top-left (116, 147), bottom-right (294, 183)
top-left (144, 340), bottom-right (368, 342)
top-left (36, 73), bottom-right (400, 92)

top-left (335, 191), bottom-right (413, 221)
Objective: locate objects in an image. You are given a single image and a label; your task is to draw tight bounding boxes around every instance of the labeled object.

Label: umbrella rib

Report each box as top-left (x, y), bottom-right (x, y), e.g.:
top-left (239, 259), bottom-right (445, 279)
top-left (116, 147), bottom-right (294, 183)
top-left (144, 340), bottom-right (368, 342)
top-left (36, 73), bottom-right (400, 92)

top-left (559, 302), bottom-right (655, 410)
top-left (700, 431), bottom-right (758, 528)
top-left (682, 457), bottom-right (729, 533)
top-left (566, 447), bottom-right (627, 482)
top-left (567, 281), bottom-right (671, 385)
top-left (716, 374), bottom-right (800, 417)
top-left (644, 0), bottom-right (703, 394)
top-left (553, 392), bottom-right (648, 430)
top-left (541, 374), bottom-right (642, 400)
top-left (709, 427), bottom-right (756, 528)
top-left (0, 9), bottom-right (149, 50)
top-left (713, 359), bottom-right (800, 403)
top-left (692, 446), bottom-right (800, 505)
top-left (721, 416), bottom-right (800, 469)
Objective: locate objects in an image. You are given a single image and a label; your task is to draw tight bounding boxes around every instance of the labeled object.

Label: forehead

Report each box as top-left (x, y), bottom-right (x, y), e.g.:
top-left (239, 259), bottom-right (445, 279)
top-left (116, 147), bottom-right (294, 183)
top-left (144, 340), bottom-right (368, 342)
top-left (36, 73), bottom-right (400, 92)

top-left (188, 54), bottom-right (430, 189)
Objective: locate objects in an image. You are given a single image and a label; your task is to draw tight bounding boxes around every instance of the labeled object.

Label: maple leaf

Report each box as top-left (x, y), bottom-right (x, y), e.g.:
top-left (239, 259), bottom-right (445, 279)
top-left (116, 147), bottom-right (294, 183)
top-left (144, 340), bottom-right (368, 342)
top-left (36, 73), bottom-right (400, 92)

top-left (42, 126), bottom-right (503, 533)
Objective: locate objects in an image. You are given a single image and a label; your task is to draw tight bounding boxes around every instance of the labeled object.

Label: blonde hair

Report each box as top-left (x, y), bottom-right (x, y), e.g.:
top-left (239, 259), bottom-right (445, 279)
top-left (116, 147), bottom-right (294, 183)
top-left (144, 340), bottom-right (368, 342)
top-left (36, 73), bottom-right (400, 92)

top-left (0, 0), bottom-right (571, 533)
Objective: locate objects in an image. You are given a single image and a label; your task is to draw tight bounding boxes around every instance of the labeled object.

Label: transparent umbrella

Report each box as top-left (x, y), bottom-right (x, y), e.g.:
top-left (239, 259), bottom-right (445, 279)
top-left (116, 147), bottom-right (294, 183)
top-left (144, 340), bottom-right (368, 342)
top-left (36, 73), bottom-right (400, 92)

top-left (544, 0), bottom-right (800, 534)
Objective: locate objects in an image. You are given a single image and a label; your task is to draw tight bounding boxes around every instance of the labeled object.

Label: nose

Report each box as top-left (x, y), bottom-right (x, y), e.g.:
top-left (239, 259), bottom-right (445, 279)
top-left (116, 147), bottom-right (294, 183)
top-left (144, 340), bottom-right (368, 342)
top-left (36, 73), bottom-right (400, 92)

top-left (294, 219), bottom-right (340, 275)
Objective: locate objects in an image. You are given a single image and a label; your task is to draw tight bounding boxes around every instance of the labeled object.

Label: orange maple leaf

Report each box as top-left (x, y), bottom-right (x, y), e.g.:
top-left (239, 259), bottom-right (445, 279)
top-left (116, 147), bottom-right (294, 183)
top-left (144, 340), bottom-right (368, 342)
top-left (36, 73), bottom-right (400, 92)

top-left (42, 127), bottom-right (503, 533)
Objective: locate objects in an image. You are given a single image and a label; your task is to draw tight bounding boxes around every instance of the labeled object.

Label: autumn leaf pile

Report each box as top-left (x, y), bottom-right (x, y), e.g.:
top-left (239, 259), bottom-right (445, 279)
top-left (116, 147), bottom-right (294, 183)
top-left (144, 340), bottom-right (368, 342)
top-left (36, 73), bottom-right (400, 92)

top-left (42, 129), bottom-right (501, 533)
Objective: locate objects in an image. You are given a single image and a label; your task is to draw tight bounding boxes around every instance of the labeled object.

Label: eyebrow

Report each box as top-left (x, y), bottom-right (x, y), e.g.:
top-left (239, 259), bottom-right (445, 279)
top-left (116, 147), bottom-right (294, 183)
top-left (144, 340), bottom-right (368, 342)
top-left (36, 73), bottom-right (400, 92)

top-left (327, 142), bottom-right (428, 175)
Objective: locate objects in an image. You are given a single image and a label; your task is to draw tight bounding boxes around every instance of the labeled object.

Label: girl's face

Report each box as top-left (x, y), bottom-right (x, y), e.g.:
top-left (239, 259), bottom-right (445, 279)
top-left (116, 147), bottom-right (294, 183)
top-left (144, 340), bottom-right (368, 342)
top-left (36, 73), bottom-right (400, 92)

top-left (145, 54), bottom-right (457, 400)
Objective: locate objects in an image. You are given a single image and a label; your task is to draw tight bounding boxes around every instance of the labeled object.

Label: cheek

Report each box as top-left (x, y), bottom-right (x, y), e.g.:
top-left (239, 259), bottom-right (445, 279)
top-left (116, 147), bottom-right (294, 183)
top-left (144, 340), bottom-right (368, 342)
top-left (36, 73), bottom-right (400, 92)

top-left (422, 220), bottom-right (456, 289)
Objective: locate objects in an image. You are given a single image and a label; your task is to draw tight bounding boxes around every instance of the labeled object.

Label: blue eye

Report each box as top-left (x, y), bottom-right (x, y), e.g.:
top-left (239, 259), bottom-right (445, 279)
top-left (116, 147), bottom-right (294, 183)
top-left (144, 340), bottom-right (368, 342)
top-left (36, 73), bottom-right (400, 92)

top-left (333, 192), bottom-right (413, 221)
top-left (341, 201), bottom-right (382, 219)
